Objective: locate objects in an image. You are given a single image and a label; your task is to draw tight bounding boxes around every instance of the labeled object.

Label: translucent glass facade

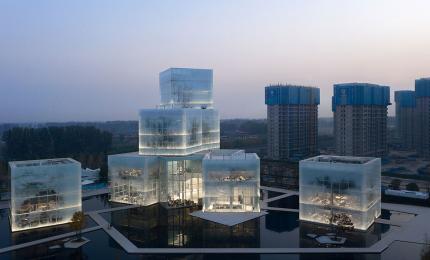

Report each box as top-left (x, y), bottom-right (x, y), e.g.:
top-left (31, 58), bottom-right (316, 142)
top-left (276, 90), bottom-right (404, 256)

top-left (108, 153), bottom-right (206, 207)
top-left (159, 153), bottom-right (205, 205)
top-left (10, 158), bottom-right (81, 232)
top-left (160, 68), bottom-right (213, 108)
top-left (108, 153), bottom-right (159, 206)
top-left (202, 150), bottom-right (260, 212)
top-left (110, 68), bottom-right (259, 213)
top-left (139, 108), bottom-right (219, 156)
top-left (299, 155), bottom-right (381, 230)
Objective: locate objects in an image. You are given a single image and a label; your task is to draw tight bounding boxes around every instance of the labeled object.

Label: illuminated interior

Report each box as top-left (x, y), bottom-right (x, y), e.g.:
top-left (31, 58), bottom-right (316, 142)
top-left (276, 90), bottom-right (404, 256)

top-left (10, 158), bottom-right (82, 232)
top-left (139, 108), bottom-right (220, 156)
top-left (109, 153), bottom-right (159, 206)
top-left (139, 68), bottom-right (219, 156)
top-left (161, 157), bottom-right (203, 206)
top-left (159, 68), bottom-right (213, 108)
top-left (299, 155), bottom-right (381, 230)
top-left (109, 68), bottom-right (260, 213)
top-left (202, 150), bottom-right (260, 212)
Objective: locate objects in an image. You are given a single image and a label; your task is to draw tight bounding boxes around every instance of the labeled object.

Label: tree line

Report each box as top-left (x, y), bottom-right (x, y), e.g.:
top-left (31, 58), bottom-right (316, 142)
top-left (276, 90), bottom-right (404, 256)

top-left (2, 126), bottom-right (112, 179)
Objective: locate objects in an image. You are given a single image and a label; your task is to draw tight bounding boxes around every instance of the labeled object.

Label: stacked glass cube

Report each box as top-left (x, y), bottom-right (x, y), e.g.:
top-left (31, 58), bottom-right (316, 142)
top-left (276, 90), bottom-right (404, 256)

top-left (109, 68), bottom-right (260, 212)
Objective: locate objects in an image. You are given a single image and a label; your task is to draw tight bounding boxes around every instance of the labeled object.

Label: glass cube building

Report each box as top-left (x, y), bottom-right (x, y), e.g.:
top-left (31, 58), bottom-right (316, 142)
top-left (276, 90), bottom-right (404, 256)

top-left (109, 68), bottom-right (260, 213)
top-left (299, 155), bottom-right (381, 230)
top-left (202, 150), bottom-right (260, 212)
top-left (109, 152), bottom-right (206, 207)
top-left (159, 68), bottom-right (213, 108)
top-left (139, 108), bottom-right (220, 156)
top-left (108, 153), bottom-right (159, 206)
top-left (10, 158), bottom-right (82, 232)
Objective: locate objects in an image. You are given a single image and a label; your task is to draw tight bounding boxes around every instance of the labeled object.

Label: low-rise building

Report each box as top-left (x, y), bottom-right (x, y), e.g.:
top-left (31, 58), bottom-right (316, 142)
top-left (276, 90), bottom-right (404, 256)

top-left (202, 150), bottom-right (260, 212)
top-left (299, 155), bottom-right (381, 230)
top-left (10, 158), bottom-right (81, 232)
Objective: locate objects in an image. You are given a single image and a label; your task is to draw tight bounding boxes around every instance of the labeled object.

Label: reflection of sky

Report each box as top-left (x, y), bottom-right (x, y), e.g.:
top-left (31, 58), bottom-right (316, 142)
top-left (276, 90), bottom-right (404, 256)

top-left (1, 0), bottom-right (430, 122)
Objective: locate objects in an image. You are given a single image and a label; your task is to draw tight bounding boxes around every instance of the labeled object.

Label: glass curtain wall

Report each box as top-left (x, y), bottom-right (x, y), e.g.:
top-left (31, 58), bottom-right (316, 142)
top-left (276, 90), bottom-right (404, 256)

top-left (139, 108), bottom-right (219, 156)
top-left (202, 150), bottom-right (260, 212)
top-left (10, 159), bottom-right (81, 232)
top-left (202, 109), bottom-right (220, 151)
top-left (108, 153), bottom-right (159, 206)
top-left (159, 154), bottom-right (204, 207)
top-left (159, 68), bottom-right (213, 108)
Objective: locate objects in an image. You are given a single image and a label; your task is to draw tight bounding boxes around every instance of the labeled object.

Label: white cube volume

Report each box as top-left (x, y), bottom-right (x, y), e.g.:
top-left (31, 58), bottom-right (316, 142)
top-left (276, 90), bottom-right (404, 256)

top-left (10, 158), bottom-right (82, 232)
top-left (299, 155), bottom-right (381, 230)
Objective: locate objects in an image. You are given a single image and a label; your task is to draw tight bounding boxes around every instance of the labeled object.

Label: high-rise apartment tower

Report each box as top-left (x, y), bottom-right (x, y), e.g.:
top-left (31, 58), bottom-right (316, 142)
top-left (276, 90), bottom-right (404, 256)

top-left (394, 90), bottom-right (416, 150)
top-left (332, 83), bottom-right (390, 157)
top-left (265, 85), bottom-right (320, 161)
top-left (415, 78), bottom-right (430, 158)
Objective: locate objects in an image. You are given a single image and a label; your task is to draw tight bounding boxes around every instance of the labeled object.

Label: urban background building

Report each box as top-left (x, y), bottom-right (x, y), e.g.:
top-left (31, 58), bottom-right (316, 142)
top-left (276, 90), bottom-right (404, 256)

top-left (394, 90), bottom-right (416, 150)
top-left (332, 83), bottom-right (390, 157)
top-left (299, 155), bottom-right (381, 230)
top-left (415, 78), bottom-right (430, 158)
top-left (265, 85), bottom-right (320, 161)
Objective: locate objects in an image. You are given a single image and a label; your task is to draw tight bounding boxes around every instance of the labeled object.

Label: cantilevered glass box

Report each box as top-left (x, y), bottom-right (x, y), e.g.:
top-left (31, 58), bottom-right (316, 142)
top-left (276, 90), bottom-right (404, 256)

top-left (299, 155), bottom-right (381, 230)
top-left (139, 108), bottom-right (219, 156)
top-left (202, 150), bottom-right (260, 212)
top-left (10, 158), bottom-right (81, 232)
top-left (108, 153), bottom-right (159, 206)
top-left (160, 68), bottom-right (213, 108)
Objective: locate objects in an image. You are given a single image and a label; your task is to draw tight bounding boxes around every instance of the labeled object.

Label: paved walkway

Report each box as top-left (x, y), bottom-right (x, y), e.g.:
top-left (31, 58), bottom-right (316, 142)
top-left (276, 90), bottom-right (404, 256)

top-left (82, 188), bottom-right (109, 198)
top-left (261, 206), bottom-right (299, 213)
top-left (261, 186), bottom-right (298, 195)
top-left (0, 226), bottom-right (101, 254)
top-left (371, 203), bottom-right (430, 252)
top-left (88, 212), bottom-right (138, 252)
top-left (263, 193), bottom-right (293, 203)
top-left (86, 204), bottom-right (140, 215)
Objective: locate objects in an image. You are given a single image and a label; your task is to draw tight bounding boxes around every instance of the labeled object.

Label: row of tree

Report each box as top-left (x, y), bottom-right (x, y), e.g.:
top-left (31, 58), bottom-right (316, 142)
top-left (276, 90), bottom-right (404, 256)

top-left (1, 126), bottom-right (112, 180)
top-left (2, 126), bottom-right (112, 161)
top-left (390, 179), bottom-right (421, 191)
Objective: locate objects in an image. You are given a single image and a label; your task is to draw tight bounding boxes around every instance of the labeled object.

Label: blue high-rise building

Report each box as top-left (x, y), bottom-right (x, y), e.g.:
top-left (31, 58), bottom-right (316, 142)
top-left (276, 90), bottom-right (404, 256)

top-left (395, 90), bottom-right (416, 150)
top-left (415, 78), bottom-right (430, 158)
top-left (332, 83), bottom-right (390, 157)
top-left (265, 85), bottom-right (320, 161)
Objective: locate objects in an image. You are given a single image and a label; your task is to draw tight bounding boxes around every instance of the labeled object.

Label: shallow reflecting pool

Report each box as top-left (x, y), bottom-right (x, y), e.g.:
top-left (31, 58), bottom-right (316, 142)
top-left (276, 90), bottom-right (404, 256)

top-left (101, 204), bottom-right (392, 249)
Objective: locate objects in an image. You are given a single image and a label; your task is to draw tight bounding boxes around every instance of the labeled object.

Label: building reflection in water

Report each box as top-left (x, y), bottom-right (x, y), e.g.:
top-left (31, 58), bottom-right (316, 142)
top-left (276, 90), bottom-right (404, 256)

top-left (109, 204), bottom-right (260, 248)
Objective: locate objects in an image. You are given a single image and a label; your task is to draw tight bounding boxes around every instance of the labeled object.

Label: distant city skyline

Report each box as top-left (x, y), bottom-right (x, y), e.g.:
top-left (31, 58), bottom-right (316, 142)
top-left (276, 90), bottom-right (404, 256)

top-left (1, 0), bottom-right (430, 122)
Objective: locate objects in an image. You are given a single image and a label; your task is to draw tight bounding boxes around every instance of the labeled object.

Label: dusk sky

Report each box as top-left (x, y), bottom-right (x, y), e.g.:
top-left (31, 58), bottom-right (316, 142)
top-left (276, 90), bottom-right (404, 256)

top-left (1, 0), bottom-right (429, 123)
